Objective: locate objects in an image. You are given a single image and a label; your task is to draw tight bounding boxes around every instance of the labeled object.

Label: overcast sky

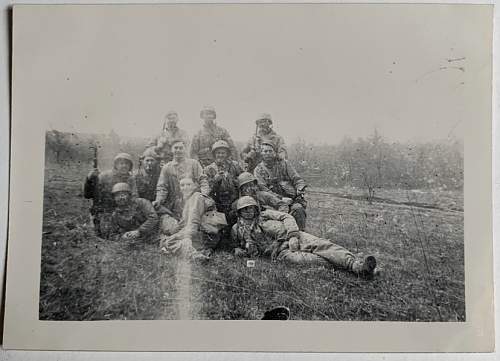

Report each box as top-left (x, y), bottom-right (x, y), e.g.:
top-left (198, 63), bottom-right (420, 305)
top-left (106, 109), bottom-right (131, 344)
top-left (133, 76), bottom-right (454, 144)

top-left (16, 4), bottom-right (491, 144)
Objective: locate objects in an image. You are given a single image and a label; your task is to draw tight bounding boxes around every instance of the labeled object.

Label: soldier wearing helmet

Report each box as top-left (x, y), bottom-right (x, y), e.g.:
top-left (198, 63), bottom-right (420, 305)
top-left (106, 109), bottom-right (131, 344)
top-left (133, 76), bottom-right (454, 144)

top-left (253, 141), bottom-right (308, 230)
top-left (84, 152), bottom-right (138, 238)
top-left (108, 182), bottom-right (159, 243)
top-left (146, 110), bottom-right (189, 164)
top-left (202, 140), bottom-right (244, 247)
top-left (233, 172), bottom-right (289, 213)
top-left (241, 113), bottom-right (287, 173)
top-left (190, 106), bottom-right (239, 167)
top-left (231, 196), bottom-right (378, 278)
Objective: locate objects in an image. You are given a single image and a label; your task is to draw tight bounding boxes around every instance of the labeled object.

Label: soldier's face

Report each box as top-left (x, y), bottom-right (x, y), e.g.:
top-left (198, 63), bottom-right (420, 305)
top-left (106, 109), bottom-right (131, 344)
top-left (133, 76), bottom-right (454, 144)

top-left (241, 181), bottom-right (258, 196)
top-left (143, 157), bottom-right (157, 172)
top-left (214, 149), bottom-right (229, 164)
top-left (114, 191), bottom-right (130, 207)
top-left (115, 159), bottom-right (131, 174)
top-left (171, 142), bottom-right (185, 158)
top-left (240, 206), bottom-right (257, 220)
top-left (261, 145), bottom-right (276, 162)
top-left (201, 111), bottom-right (216, 123)
top-left (166, 115), bottom-right (178, 128)
top-left (180, 178), bottom-right (197, 199)
top-left (257, 121), bottom-right (271, 134)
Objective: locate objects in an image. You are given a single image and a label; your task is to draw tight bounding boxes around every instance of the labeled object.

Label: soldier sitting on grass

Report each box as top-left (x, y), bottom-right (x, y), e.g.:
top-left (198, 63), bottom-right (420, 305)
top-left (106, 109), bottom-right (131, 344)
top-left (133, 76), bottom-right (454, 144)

top-left (159, 177), bottom-right (221, 262)
top-left (231, 196), bottom-right (378, 278)
top-left (254, 141), bottom-right (307, 230)
top-left (108, 183), bottom-right (159, 245)
top-left (84, 152), bottom-right (138, 239)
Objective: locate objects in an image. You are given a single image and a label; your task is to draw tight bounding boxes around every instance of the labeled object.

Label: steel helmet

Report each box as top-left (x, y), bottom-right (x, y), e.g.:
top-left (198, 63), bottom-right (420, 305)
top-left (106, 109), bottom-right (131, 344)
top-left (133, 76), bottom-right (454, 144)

top-left (141, 147), bottom-right (160, 161)
top-left (236, 196), bottom-right (259, 211)
top-left (256, 113), bottom-right (272, 125)
top-left (238, 172), bottom-right (257, 188)
top-left (212, 140), bottom-right (230, 153)
top-left (165, 110), bottom-right (178, 119)
top-left (113, 153), bottom-right (134, 170)
top-left (200, 106), bottom-right (216, 119)
top-left (112, 182), bottom-right (131, 194)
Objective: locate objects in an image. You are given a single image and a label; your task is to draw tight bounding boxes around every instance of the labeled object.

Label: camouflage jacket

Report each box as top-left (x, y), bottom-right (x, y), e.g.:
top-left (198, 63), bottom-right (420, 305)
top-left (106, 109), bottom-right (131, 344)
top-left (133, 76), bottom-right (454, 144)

top-left (133, 167), bottom-right (160, 202)
top-left (146, 127), bottom-right (189, 162)
top-left (231, 209), bottom-right (300, 252)
top-left (109, 198), bottom-right (159, 240)
top-left (204, 160), bottom-right (243, 208)
top-left (83, 170), bottom-right (138, 214)
top-left (190, 124), bottom-right (239, 166)
top-left (253, 159), bottom-right (306, 199)
top-left (241, 130), bottom-right (287, 166)
top-left (231, 190), bottom-right (287, 213)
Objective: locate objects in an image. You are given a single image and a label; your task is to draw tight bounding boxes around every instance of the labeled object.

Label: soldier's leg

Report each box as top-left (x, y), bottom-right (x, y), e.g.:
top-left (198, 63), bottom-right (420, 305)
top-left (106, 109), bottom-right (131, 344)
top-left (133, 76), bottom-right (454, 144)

top-left (298, 232), bottom-right (377, 276)
top-left (277, 249), bottom-right (331, 267)
top-left (290, 203), bottom-right (307, 231)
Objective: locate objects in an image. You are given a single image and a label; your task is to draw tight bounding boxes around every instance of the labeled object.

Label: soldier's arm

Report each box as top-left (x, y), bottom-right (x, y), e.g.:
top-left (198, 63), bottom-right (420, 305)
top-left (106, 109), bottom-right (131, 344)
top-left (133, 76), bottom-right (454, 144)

top-left (258, 191), bottom-right (286, 210)
top-left (195, 161), bottom-right (210, 196)
top-left (155, 165), bottom-right (170, 203)
top-left (285, 160), bottom-right (307, 192)
top-left (260, 209), bottom-right (300, 238)
top-left (253, 165), bottom-right (271, 192)
top-left (137, 199), bottom-right (159, 236)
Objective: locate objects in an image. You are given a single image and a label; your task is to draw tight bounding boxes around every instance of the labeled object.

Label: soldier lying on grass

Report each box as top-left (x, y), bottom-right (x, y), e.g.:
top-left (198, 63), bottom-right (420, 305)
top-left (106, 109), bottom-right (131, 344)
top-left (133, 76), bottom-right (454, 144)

top-left (231, 196), bottom-right (378, 278)
top-left (108, 182), bottom-right (159, 244)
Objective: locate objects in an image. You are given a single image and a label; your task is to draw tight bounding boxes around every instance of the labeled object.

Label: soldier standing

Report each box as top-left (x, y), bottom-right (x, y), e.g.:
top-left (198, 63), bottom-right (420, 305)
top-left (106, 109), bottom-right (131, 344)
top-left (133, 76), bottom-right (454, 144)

top-left (83, 153), bottom-right (138, 239)
top-left (241, 113), bottom-right (287, 173)
top-left (253, 141), bottom-right (307, 230)
top-left (190, 106), bottom-right (239, 167)
top-left (146, 111), bottom-right (189, 164)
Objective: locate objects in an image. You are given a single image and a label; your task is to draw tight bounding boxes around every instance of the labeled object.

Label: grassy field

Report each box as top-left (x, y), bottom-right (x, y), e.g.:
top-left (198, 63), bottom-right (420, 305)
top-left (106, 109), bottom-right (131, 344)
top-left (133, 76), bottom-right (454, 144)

top-left (39, 163), bottom-right (465, 321)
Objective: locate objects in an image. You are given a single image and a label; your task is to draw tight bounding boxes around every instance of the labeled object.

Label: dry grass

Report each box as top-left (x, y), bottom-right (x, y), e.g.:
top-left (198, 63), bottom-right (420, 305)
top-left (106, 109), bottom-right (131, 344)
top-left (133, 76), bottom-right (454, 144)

top-left (39, 163), bottom-right (464, 321)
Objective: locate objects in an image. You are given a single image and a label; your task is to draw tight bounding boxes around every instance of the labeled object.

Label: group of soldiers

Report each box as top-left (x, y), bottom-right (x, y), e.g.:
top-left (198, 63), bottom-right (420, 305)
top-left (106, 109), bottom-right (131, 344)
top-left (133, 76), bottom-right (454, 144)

top-left (83, 106), bottom-right (377, 277)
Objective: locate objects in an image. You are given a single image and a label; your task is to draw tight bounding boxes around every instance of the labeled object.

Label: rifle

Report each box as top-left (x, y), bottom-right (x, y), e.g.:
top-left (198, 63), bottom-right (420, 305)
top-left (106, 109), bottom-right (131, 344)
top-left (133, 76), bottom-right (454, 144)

top-left (89, 143), bottom-right (98, 169)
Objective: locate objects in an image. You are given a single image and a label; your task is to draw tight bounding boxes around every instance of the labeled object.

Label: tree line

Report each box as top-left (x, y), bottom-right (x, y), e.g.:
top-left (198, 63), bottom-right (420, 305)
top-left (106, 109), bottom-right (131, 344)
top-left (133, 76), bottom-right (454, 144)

top-left (45, 129), bottom-right (463, 195)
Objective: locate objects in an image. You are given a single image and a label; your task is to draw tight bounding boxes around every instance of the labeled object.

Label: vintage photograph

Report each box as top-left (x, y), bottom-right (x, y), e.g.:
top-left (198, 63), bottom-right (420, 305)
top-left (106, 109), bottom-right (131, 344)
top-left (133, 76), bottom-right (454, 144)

top-left (32, 4), bottom-right (475, 323)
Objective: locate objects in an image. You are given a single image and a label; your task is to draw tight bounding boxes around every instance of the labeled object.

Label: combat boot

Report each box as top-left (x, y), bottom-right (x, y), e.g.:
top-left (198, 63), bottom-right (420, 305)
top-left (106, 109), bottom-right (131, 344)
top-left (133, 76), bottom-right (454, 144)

top-left (350, 255), bottom-right (377, 278)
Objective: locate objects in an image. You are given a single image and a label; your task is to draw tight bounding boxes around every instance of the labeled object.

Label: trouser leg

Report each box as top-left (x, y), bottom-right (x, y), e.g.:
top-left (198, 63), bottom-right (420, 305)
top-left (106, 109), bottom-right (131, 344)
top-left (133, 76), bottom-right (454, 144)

top-left (298, 232), bottom-right (355, 270)
top-left (290, 203), bottom-right (307, 231)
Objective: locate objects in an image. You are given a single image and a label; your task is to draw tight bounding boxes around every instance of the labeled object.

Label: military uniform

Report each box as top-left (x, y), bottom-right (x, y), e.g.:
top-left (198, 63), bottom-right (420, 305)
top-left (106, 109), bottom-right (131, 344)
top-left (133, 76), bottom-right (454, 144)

top-left (241, 130), bottom-right (287, 172)
top-left (162, 191), bottom-right (219, 258)
top-left (109, 197), bottom-right (159, 242)
top-left (253, 159), bottom-right (307, 230)
top-left (146, 127), bottom-right (189, 163)
top-left (204, 160), bottom-right (243, 218)
top-left (84, 169), bottom-right (138, 239)
top-left (231, 208), bottom-right (363, 272)
top-left (156, 158), bottom-right (210, 199)
top-left (190, 125), bottom-right (238, 167)
top-left (133, 167), bottom-right (160, 202)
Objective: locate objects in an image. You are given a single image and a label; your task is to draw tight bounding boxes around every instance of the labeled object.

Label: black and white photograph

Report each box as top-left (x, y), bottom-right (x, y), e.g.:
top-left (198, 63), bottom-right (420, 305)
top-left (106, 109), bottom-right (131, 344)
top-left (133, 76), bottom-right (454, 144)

top-left (3, 3), bottom-right (495, 352)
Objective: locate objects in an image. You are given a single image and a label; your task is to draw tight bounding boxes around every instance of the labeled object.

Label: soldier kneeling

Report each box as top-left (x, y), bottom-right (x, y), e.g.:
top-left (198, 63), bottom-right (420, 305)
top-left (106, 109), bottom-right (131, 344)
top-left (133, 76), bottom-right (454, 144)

top-left (231, 196), bottom-right (378, 278)
top-left (109, 183), bottom-right (159, 245)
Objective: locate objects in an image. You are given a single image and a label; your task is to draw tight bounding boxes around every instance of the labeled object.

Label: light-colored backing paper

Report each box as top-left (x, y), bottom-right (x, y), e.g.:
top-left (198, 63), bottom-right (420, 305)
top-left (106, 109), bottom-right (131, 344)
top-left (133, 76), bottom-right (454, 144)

top-left (3, 4), bottom-right (494, 352)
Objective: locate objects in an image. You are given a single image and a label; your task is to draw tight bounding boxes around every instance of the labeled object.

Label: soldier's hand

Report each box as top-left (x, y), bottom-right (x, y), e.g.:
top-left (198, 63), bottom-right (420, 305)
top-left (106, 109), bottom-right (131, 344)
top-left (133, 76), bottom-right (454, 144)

top-left (88, 168), bottom-right (99, 178)
top-left (123, 230), bottom-right (140, 240)
top-left (234, 248), bottom-right (247, 257)
top-left (288, 237), bottom-right (299, 252)
top-left (152, 200), bottom-right (161, 209)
